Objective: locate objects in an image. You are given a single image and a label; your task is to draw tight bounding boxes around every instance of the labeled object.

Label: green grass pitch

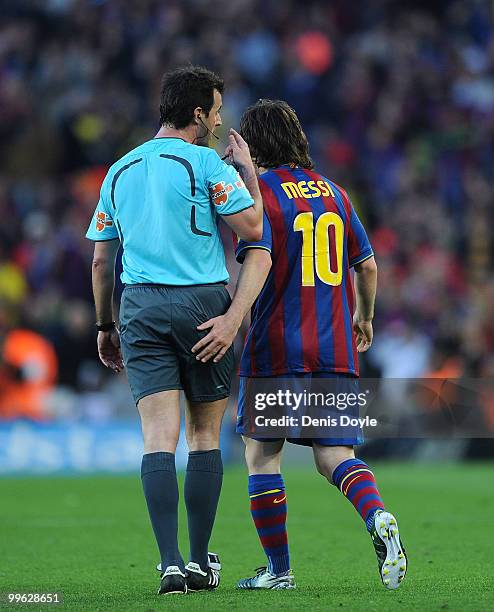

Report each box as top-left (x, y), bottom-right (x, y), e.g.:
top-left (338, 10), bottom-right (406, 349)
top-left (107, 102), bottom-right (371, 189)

top-left (1, 463), bottom-right (493, 611)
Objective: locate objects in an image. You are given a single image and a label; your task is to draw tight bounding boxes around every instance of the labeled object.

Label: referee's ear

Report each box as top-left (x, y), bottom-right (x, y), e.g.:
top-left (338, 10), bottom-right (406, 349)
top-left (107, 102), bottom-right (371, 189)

top-left (194, 107), bottom-right (203, 124)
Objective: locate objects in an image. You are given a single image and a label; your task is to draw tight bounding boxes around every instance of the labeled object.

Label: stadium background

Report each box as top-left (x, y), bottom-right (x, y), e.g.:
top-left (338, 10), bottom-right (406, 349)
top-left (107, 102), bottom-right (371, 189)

top-left (1, 0), bottom-right (493, 460)
top-left (0, 1), bottom-right (493, 610)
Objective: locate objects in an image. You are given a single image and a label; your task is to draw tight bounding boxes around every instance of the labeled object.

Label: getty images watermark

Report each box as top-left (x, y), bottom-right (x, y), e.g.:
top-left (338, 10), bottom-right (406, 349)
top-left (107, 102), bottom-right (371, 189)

top-left (238, 378), bottom-right (494, 439)
top-left (253, 388), bottom-right (377, 430)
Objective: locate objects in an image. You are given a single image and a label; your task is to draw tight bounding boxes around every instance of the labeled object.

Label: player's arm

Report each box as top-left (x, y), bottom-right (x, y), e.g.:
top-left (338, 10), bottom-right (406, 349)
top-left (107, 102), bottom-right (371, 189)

top-left (91, 239), bottom-right (124, 372)
top-left (191, 249), bottom-right (272, 363)
top-left (353, 256), bottom-right (377, 352)
top-left (220, 129), bottom-right (263, 242)
top-left (343, 192), bottom-right (376, 353)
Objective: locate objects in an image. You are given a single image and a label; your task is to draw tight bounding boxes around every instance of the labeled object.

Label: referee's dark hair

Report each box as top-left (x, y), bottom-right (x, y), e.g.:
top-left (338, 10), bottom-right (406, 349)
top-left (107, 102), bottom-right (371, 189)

top-left (159, 66), bottom-right (224, 129)
top-left (240, 99), bottom-right (314, 169)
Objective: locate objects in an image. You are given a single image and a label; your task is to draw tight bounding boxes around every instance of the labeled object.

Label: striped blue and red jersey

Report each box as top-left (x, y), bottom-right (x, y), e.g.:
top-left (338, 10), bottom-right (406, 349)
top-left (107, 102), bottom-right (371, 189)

top-left (235, 166), bottom-right (373, 377)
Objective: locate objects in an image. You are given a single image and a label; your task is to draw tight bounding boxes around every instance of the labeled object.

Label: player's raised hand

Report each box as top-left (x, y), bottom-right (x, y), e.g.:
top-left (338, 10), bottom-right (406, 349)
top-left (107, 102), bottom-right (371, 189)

top-left (353, 313), bottom-right (373, 352)
top-left (227, 128), bottom-right (255, 175)
top-left (192, 313), bottom-right (241, 363)
top-left (97, 329), bottom-right (124, 372)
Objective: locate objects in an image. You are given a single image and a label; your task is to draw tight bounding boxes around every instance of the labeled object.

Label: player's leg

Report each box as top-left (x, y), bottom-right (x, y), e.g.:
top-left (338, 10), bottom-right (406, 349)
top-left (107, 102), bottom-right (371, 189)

top-left (313, 443), bottom-right (385, 526)
top-left (183, 396), bottom-right (227, 589)
top-left (312, 443), bottom-right (407, 589)
top-left (138, 390), bottom-right (186, 594)
top-left (237, 436), bottom-right (295, 589)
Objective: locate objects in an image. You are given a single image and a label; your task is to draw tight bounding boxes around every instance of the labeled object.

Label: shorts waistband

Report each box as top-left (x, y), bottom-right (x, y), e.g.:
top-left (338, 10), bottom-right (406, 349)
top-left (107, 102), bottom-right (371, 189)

top-left (124, 282), bottom-right (227, 288)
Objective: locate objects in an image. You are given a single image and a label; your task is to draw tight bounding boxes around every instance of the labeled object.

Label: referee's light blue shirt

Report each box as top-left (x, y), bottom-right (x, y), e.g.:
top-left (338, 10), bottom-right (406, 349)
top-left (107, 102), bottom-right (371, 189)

top-left (86, 137), bottom-right (254, 285)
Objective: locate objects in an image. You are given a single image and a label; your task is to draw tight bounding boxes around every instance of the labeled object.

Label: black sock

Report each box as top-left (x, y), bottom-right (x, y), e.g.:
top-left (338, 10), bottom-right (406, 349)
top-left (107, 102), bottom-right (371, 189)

top-left (141, 452), bottom-right (184, 572)
top-left (184, 449), bottom-right (223, 571)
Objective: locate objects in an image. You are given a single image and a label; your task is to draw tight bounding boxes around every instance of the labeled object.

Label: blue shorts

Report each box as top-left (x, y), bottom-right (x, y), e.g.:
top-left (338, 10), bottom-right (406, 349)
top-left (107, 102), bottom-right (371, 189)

top-left (120, 284), bottom-right (234, 404)
top-left (236, 372), bottom-right (364, 447)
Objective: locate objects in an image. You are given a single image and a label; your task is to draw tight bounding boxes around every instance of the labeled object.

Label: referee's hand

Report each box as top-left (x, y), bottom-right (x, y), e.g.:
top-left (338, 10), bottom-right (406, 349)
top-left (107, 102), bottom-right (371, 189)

top-left (192, 314), bottom-right (240, 363)
top-left (97, 329), bottom-right (124, 373)
top-left (223, 128), bottom-right (255, 174)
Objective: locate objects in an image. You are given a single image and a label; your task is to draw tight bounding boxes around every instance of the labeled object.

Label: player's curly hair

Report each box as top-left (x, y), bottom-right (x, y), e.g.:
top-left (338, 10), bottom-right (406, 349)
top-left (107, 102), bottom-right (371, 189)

top-left (240, 99), bottom-right (314, 169)
top-left (159, 66), bottom-right (224, 129)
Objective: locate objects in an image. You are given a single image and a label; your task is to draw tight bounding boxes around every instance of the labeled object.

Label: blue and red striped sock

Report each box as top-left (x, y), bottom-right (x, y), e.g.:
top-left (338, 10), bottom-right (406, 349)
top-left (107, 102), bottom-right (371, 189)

top-left (332, 458), bottom-right (385, 531)
top-left (248, 474), bottom-right (290, 576)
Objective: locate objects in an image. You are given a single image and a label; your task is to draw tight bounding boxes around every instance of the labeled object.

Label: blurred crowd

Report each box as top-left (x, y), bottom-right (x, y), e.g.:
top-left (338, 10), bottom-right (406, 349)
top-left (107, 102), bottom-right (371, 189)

top-left (0, 0), bottom-right (493, 422)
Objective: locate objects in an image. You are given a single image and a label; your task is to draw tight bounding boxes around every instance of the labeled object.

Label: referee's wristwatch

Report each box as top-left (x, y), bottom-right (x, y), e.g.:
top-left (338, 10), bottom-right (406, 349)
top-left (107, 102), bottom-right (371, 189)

top-left (95, 321), bottom-right (116, 332)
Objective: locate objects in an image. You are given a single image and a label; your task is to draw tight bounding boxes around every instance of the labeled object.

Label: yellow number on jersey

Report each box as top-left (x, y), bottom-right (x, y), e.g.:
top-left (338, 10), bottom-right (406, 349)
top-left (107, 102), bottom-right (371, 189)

top-left (293, 211), bottom-right (344, 287)
top-left (293, 212), bottom-right (315, 286)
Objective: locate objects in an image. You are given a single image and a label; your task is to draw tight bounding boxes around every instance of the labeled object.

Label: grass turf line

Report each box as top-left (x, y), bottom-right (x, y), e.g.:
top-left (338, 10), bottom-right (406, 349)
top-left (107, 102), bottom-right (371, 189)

top-left (1, 463), bottom-right (493, 611)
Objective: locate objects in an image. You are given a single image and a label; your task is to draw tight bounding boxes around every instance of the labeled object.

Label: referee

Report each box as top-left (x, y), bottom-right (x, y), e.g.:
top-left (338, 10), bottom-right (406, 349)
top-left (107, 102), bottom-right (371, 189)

top-left (86, 66), bottom-right (262, 595)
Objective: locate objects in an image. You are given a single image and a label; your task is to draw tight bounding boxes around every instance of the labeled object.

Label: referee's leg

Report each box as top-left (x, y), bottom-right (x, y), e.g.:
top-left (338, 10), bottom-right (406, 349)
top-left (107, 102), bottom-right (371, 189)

top-left (138, 390), bottom-right (185, 572)
top-left (184, 398), bottom-right (228, 572)
top-left (139, 390), bottom-right (180, 453)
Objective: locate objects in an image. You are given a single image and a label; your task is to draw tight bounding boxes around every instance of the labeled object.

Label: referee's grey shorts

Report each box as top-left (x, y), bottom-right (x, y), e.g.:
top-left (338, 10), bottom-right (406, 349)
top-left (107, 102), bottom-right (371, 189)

top-left (119, 283), bottom-right (235, 405)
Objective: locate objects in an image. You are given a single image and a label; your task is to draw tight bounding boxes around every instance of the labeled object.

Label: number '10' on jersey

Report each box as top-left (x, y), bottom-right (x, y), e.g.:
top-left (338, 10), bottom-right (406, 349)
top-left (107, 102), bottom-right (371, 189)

top-left (235, 166), bottom-right (374, 378)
